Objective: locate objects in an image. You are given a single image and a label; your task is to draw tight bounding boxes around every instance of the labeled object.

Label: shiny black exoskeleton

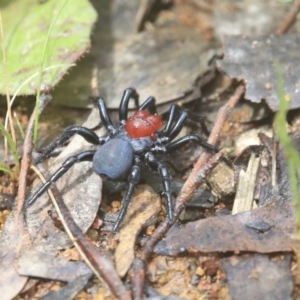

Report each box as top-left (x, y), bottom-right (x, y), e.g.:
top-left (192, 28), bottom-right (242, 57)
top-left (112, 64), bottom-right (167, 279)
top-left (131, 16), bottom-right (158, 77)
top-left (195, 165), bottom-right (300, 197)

top-left (27, 88), bottom-right (216, 232)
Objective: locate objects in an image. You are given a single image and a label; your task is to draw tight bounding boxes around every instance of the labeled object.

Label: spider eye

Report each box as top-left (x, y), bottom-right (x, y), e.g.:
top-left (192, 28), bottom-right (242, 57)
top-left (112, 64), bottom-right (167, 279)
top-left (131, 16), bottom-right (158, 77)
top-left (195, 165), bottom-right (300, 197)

top-left (125, 110), bottom-right (163, 138)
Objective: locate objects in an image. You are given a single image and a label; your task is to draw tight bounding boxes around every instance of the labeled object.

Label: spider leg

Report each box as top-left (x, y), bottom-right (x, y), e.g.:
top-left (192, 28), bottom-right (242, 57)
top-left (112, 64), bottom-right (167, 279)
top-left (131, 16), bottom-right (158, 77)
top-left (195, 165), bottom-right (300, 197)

top-left (146, 153), bottom-right (174, 222)
top-left (158, 105), bottom-right (210, 138)
top-left (97, 98), bottom-right (117, 134)
top-left (166, 134), bottom-right (217, 152)
top-left (157, 104), bottom-right (177, 137)
top-left (166, 110), bottom-right (188, 142)
top-left (113, 157), bottom-right (141, 233)
top-left (35, 127), bottom-right (100, 164)
top-left (138, 96), bottom-right (157, 114)
top-left (119, 88), bottom-right (140, 124)
top-left (28, 150), bottom-right (95, 205)
top-left (182, 109), bottom-right (210, 136)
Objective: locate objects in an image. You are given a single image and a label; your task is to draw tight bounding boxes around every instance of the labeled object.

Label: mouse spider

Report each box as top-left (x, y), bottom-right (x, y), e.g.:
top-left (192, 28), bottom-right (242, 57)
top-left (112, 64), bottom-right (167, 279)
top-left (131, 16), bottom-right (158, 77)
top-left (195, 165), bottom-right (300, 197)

top-left (28, 88), bottom-right (216, 232)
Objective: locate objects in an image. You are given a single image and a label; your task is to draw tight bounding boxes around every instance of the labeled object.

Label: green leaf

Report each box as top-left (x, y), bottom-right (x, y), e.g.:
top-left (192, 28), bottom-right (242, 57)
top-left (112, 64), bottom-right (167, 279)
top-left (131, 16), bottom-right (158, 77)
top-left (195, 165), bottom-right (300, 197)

top-left (0, 0), bottom-right (97, 95)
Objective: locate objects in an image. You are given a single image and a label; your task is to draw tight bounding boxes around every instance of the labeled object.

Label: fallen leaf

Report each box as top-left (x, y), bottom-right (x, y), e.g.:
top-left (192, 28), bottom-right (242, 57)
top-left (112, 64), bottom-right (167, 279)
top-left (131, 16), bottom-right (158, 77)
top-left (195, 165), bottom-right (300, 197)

top-left (41, 273), bottom-right (93, 300)
top-left (0, 250), bottom-right (28, 300)
top-left (215, 0), bottom-right (292, 37)
top-left (115, 185), bottom-right (161, 277)
top-left (154, 201), bottom-right (297, 255)
top-left (17, 249), bottom-right (92, 282)
top-left (97, 26), bottom-right (219, 109)
top-left (218, 34), bottom-right (300, 111)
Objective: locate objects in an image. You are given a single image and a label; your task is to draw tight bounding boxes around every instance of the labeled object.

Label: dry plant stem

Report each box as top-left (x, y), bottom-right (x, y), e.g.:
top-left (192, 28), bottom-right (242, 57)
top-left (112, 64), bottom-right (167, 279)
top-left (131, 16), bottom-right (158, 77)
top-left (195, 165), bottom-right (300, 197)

top-left (232, 152), bottom-right (260, 214)
top-left (14, 95), bottom-right (52, 230)
top-left (276, 0), bottom-right (300, 35)
top-left (0, 11), bottom-right (16, 155)
top-left (91, 65), bottom-right (99, 97)
top-left (130, 84), bottom-right (245, 300)
top-left (32, 164), bottom-right (130, 300)
top-left (135, 0), bottom-right (156, 32)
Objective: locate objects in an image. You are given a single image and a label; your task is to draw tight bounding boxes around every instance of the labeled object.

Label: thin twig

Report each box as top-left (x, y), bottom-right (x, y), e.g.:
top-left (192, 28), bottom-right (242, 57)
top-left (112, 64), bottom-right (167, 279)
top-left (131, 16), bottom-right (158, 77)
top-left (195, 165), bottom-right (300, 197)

top-left (129, 84), bottom-right (245, 299)
top-left (14, 95), bottom-right (52, 230)
top-left (31, 163), bottom-right (131, 300)
top-left (276, 0), bottom-right (300, 35)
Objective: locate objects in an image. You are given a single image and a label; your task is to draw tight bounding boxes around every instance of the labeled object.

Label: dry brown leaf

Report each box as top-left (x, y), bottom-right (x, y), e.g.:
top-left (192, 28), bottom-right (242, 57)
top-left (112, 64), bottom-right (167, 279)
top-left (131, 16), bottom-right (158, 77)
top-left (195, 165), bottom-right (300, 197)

top-left (115, 185), bottom-right (161, 277)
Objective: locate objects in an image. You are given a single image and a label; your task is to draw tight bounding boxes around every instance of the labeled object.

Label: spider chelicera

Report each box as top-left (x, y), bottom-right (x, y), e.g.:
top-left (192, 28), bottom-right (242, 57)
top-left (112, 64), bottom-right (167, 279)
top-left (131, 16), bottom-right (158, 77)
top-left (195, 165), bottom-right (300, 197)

top-left (28, 88), bottom-right (216, 232)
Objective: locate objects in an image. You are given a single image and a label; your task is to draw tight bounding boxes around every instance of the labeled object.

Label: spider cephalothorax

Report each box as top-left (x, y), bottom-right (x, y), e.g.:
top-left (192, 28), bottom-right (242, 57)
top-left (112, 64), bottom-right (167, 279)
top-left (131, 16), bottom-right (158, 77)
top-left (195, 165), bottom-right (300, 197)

top-left (28, 88), bottom-right (216, 232)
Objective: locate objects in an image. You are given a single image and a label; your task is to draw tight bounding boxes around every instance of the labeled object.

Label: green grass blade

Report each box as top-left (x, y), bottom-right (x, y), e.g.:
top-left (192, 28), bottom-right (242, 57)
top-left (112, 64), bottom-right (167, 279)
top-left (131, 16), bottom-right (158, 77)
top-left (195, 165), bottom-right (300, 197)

top-left (274, 60), bottom-right (300, 236)
top-left (14, 114), bottom-right (25, 140)
top-left (0, 122), bottom-right (19, 170)
top-left (0, 164), bottom-right (12, 175)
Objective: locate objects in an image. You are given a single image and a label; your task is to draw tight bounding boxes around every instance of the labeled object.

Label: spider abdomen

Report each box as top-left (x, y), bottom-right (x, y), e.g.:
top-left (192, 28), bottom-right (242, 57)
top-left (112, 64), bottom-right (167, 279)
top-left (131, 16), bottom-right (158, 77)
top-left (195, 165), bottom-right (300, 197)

top-left (93, 138), bottom-right (133, 180)
top-left (125, 110), bottom-right (162, 139)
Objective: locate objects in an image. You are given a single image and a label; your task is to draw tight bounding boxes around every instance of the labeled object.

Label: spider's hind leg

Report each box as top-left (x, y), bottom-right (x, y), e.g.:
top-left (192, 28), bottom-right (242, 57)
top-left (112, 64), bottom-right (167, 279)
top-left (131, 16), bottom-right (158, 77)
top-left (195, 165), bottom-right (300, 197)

top-left (146, 153), bottom-right (174, 222)
top-left (113, 157), bottom-right (141, 233)
top-left (166, 110), bottom-right (189, 142)
top-left (183, 109), bottom-right (210, 136)
top-left (158, 104), bottom-right (177, 138)
top-left (28, 150), bottom-right (95, 205)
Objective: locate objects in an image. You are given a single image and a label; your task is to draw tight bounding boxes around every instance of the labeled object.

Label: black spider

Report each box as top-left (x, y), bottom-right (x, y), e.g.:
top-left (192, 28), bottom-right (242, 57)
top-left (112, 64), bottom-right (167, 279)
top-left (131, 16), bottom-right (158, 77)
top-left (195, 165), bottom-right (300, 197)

top-left (28, 88), bottom-right (216, 232)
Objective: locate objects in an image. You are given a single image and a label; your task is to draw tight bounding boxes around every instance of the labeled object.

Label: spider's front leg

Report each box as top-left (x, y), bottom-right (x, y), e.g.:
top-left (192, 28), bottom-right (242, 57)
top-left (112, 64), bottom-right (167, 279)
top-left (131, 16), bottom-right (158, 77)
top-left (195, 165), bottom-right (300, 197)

top-left (113, 157), bottom-right (141, 233)
top-left (28, 150), bottom-right (95, 205)
top-left (36, 95), bottom-right (118, 164)
top-left (138, 96), bottom-right (157, 114)
top-left (35, 126), bottom-right (100, 164)
top-left (145, 153), bottom-right (174, 222)
top-left (119, 88), bottom-right (140, 124)
top-left (97, 97), bottom-right (117, 135)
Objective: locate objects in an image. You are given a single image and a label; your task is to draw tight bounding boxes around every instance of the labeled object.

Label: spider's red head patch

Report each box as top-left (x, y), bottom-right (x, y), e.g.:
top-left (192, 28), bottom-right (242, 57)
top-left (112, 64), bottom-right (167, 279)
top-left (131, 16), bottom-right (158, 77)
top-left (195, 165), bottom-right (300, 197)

top-left (125, 110), bottom-right (163, 139)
